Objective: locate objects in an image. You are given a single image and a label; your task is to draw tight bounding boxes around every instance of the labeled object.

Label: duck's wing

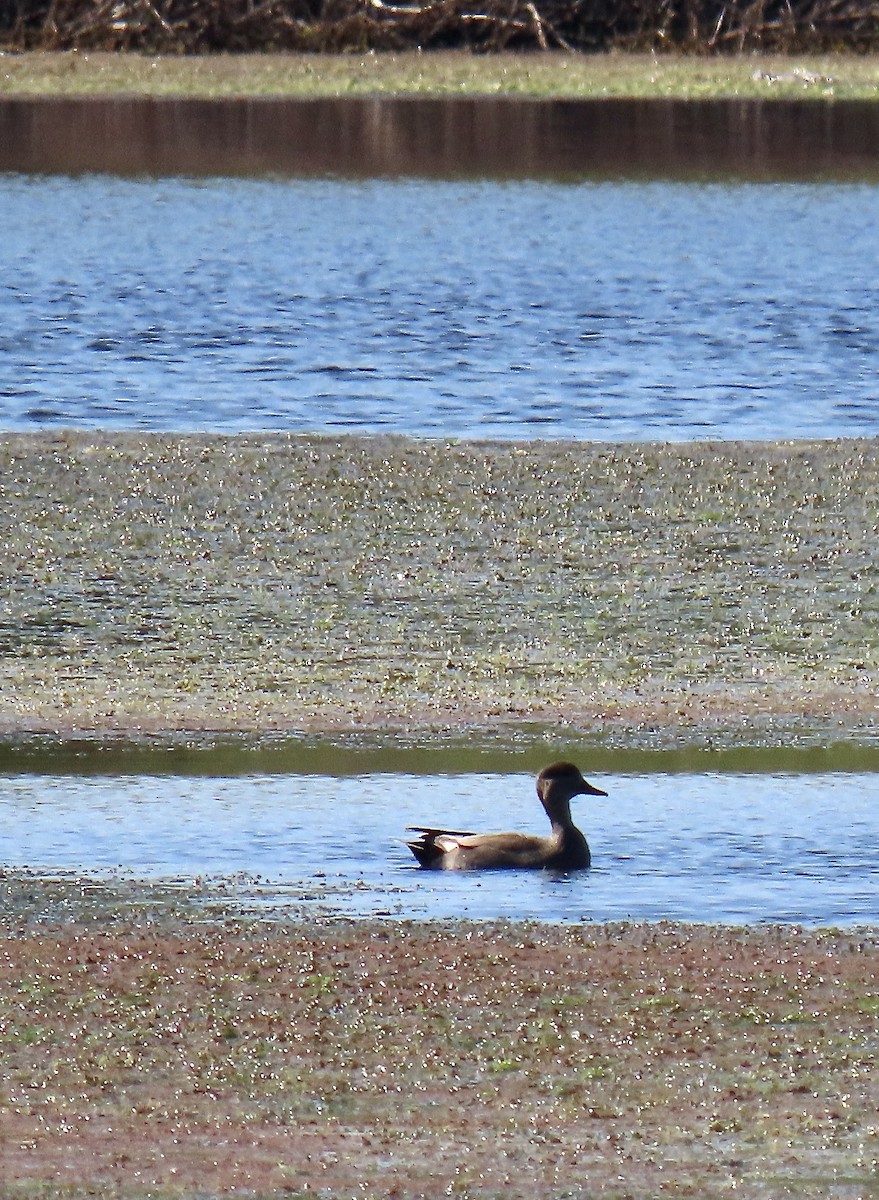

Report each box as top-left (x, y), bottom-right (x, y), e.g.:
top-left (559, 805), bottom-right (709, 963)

top-left (449, 831), bottom-right (553, 869)
top-left (406, 826), bottom-right (478, 838)
top-left (408, 829), bottom-right (557, 870)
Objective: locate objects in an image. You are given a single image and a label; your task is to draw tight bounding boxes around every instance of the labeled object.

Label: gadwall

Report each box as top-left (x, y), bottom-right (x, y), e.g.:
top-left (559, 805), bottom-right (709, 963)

top-left (406, 761), bottom-right (606, 871)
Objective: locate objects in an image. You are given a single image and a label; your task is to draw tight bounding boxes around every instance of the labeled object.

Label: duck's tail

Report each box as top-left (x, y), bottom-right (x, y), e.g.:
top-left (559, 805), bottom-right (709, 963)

top-left (405, 826), bottom-right (475, 869)
top-left (406, 833), bottom-right (445, 868)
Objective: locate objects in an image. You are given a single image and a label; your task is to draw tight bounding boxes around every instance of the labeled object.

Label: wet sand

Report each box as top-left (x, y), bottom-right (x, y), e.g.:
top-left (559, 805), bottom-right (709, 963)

top-left (1, 873), bottom-right (878, 1199)
top-left (1, 431), bottom-right (877, 749)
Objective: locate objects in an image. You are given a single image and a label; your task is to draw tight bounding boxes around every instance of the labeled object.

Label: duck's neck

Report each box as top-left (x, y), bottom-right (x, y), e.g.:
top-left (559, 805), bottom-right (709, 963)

top-left (544, 799), bottom-right (576, 835)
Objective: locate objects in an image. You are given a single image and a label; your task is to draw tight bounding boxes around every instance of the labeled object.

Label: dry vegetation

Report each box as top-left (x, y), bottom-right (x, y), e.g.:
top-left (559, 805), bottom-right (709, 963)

top-left (3, 0), bottom-right (879, 54)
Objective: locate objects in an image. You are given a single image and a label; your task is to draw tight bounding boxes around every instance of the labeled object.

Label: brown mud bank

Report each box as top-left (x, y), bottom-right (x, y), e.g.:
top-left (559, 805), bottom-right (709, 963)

top-left (1, 879), bottom-right (878, 1199)
top-left (1, 432), bottom-right (878, 752)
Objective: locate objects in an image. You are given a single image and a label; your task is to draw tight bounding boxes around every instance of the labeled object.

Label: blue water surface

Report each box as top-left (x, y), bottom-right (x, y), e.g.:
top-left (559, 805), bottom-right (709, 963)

top-left (3, 176), bottom-right (879, 440)
top-left (2, 771), bottom-right (877, 925)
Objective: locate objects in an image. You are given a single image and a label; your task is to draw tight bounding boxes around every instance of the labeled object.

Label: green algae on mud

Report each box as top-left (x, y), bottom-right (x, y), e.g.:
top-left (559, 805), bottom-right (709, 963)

top-left (0, 867), bottom-right (349, 929)
top-left (2, 49), bottom-right (879, 100)
top-left (1, 432), bottom-right (878, 749)
top-left (1, 889), bottom-right (878, 1199)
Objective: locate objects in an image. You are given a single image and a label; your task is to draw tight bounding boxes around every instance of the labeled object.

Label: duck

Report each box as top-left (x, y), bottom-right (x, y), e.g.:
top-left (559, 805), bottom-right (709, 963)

top-left (406, 761), bottom-right (606, 871)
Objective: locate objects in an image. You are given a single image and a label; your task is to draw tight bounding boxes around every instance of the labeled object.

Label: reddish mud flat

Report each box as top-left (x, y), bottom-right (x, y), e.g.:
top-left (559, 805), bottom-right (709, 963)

top-left (1, 898), bottom-right (878, 1199)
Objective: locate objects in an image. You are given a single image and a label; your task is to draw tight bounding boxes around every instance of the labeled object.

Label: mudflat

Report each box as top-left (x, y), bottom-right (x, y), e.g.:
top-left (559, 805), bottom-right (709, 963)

top-left (1, 432), bottom-right (877, 748)
top-left (1, 873), bottom-right (877, 1199)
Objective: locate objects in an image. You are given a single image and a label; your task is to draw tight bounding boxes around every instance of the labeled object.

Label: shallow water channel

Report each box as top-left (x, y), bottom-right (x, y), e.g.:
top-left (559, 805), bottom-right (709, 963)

top-left (2, 770), bottom-right (877, 925)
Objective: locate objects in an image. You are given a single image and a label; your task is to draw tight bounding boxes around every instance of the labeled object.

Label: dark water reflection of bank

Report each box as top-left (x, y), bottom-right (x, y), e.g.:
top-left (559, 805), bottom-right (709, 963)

top-left (3, 736), bottom-right (879, 777)
top-left (2, 96), bottom-right (879, 179)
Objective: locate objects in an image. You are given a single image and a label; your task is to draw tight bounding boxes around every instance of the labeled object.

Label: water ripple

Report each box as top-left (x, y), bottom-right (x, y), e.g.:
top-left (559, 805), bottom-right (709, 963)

top-left (3, 176), bottom-right (879, 441)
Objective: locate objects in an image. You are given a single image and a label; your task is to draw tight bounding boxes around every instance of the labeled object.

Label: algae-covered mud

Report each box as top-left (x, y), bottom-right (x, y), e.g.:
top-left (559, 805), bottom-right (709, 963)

top-left (1, 878), bottom-right (878, 1200)
top-left (0, 432), bottom-right (876, 749)
top-left (2, 49), bottom-right (879, 100)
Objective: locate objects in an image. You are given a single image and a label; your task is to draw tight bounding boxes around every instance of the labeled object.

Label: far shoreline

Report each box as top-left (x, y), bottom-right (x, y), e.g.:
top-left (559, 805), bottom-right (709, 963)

top-left (3, 727), bottom-right (879, 781)
top-left (2, 49), bottom-right (879, 100)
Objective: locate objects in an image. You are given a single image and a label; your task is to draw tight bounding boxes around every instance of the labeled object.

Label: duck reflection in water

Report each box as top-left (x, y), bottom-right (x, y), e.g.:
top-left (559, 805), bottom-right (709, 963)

top-left (407, 761), bottom-right (606, 871)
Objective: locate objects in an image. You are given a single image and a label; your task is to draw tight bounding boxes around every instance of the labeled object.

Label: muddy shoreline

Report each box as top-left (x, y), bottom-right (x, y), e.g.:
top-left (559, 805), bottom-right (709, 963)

top-left (1, 871), bottom-right (878, 1199)
top-left (1, 431), bottom-right (877, 751)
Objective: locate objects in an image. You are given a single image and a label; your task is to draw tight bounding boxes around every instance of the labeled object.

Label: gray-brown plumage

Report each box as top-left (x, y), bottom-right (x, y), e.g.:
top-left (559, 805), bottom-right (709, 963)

top-left (406, 761), bottom-right (606, 871)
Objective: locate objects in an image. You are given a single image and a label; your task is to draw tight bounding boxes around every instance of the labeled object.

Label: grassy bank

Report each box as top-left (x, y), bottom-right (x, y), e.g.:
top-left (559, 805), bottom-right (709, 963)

top-left (1, 432), bottom-right (877, 750)
top-left (2, 49), bottom-right (879, 99)
top-left (1, 878), bottom-right (877, 1200)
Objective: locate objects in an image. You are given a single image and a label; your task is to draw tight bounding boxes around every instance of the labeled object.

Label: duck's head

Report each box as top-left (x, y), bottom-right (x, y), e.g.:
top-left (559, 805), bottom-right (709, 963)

top-left (537, 761), bottom-right (607, 823)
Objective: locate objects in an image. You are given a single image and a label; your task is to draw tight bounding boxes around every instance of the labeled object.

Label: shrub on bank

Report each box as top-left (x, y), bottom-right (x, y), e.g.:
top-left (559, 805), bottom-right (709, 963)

top-left (2, 0), bottom-right (879, 54)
